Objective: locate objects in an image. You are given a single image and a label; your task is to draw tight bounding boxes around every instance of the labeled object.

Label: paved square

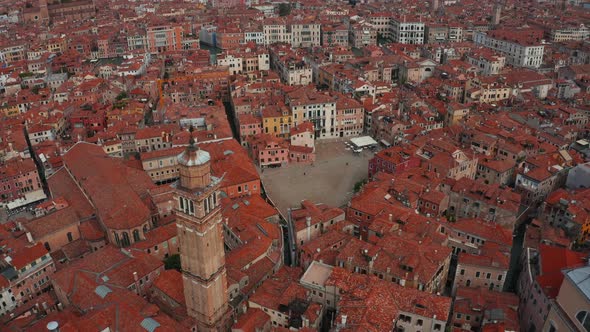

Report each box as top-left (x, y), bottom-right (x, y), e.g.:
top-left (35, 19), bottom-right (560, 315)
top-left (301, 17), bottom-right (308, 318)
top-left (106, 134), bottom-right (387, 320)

top-left (260, 139), bottom-right (373, 216)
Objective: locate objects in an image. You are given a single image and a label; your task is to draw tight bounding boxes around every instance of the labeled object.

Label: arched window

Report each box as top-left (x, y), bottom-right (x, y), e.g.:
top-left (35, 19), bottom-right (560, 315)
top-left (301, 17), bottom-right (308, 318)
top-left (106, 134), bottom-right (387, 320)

top-left (114, 232), bottom-right (120, 246)
top-left (189, 200), bottom-right (194, 215)
top-left (44, 242), bottom-right (51, 251)
top-left (133, 230), bottom-right (141, 242)
top-left (213, 192), bottom-right (217, 206)
top-left (143, 225), bottom-right (148, 234)
top-left (122, 232), bottom-right (130, 247)
top-left (179, 196), bottom-right (184, 210)
top-left (67, 232), bottom-right (73, 242)
top-left (204, 197), bottom-right (209, 214)
top-left (576, 311), bottom-right (590, 331)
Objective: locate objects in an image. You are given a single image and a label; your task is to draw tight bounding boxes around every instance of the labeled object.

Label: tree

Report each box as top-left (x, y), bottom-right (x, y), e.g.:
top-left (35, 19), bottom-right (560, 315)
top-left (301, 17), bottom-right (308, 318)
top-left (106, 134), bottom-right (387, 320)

top-left (353, 179), bottom-right (367, 193)
top-left (115, 91), bottom-right (128, 100)
top-left (278, 3), bottom-right (291, 16)
top-left (164, 254), bottom-right (181, 271)
top-left (377, 33), bottom-right (388, 45)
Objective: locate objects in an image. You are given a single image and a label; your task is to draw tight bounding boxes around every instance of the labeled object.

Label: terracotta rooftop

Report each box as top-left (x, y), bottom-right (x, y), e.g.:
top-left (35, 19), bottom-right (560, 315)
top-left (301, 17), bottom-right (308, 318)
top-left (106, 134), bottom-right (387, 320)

top-left (53, 245), bottom-right (163, 294)
top-left (152, 269), bottom-right (185, 306)
top-left (327, 268), bottom-right (451, 331)
top-left (62, 142), bottom-right (155, 230)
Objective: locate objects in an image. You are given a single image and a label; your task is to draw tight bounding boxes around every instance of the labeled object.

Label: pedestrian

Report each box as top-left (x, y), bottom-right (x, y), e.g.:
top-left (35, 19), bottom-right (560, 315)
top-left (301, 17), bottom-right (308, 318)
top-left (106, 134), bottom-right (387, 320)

top-left (304, 172), bottom-right (306, 175)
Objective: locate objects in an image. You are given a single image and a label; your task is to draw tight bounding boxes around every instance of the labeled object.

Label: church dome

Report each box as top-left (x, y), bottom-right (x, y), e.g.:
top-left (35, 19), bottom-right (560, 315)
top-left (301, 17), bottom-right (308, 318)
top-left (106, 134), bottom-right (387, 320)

top-left (177, 148), bottom-right (210, 166)
top-left (177, 138), bottom-right (210, 166)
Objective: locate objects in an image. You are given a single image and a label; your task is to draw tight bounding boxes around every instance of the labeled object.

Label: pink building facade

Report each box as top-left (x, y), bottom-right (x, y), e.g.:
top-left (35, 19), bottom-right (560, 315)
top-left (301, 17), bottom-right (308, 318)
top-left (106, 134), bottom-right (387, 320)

top-left (0, 158), bottom-right (43, 204)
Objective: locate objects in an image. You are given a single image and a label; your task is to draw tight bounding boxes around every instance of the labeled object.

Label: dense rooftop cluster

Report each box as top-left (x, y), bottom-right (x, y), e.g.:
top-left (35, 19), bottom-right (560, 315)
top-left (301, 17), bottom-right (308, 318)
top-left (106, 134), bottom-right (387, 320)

top-left (0, 0), bottom-right (590, 331)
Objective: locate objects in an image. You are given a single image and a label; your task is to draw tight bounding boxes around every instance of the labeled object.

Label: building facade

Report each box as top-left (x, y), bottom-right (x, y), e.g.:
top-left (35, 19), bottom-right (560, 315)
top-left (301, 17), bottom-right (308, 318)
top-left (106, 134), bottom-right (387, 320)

top-left (473, 31), bottom-right (544, 68)
top-left (390, 17), bottom-right (425, 44)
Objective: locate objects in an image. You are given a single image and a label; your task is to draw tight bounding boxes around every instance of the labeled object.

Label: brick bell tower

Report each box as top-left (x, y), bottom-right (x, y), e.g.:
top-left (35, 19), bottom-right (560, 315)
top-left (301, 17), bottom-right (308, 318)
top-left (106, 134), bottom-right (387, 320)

top-left (174, 137), bottom-right (230, 331)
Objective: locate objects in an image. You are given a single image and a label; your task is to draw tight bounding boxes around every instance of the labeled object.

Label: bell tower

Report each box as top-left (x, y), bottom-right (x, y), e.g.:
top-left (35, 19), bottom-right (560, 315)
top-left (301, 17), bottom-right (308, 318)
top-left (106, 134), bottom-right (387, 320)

top-left (174, 137), bottom-right (230, 331)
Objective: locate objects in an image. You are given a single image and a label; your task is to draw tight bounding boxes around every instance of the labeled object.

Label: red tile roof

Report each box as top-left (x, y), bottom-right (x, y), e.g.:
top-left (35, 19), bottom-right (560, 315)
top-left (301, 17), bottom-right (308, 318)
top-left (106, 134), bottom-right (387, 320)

top-left (23, 207), bottom-right (80, 240)
top-left (53, 245), bottom-right (163, 293)
top-left (131, 222), bottom-right (177, 250)
top-left (11, 242), bottom-right (48, 270)
top-left (152, 269), bottom-right (185, 306)
top-left (327, 268), bottom-right (451, 331)
top-left (62, 142), bottom-right (155, 230)
top-left (453, 287), bottom-right (519, 331)
top-left (233, 308), bottom-right (270, 332)
top-left (248, 267), bottom-right (305, 311)
top-left (536, 244), bottom-right (586, 298)
top-left (78, 219), bottom-right (105, 241)
top-left (47, 168), bottom-right (95, 220)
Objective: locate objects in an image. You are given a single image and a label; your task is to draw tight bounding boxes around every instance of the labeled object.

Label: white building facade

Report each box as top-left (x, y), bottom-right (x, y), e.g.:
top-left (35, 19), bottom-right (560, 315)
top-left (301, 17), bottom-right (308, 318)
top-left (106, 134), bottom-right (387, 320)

top-left (473, 31), bottom-right (544, 68)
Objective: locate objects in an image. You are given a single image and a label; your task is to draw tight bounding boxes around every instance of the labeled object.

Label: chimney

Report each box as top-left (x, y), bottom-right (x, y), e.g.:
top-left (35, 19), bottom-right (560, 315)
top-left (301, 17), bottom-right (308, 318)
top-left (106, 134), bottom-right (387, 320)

top-left (133, 271), bottom-right (138, 282)
top-left (46, 321), bottom-right (59, 332)
top-left (341, 315), bottom-right (347, 327)
top-left (388, 214), bottom-right (393, 222)
top-left (26, 232), bottom-right (33, 243)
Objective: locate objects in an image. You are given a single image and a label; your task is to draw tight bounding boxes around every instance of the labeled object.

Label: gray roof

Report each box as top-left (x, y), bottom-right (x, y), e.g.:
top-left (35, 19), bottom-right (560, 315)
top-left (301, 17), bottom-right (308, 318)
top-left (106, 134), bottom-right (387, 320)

top-left (177, 149), bottom-right (211, 166)
top-left (141, 318), bottom-right (161, 332)
top-left (94, 285), bottom-right (112, 299)
top-left (566, 265), bottom-right (590, 301)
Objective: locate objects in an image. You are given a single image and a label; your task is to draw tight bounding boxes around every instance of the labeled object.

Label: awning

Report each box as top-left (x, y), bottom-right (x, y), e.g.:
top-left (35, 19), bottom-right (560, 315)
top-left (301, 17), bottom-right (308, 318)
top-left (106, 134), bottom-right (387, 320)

top-left (350, 136), bottom-right (378, 148)
top-left (6, 190), bottom-right (47, 210)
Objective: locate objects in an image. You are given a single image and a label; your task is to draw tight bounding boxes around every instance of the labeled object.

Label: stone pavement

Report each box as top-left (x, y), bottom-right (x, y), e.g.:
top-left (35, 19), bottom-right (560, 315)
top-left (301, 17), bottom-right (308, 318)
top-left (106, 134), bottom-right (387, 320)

top-left (260, 139), bottom-right (374, 216)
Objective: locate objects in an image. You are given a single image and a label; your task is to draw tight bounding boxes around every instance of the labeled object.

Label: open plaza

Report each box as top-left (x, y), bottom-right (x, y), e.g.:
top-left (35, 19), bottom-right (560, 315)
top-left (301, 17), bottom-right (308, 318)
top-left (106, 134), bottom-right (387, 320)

top-left (260, 139), bottom-right (374, 216)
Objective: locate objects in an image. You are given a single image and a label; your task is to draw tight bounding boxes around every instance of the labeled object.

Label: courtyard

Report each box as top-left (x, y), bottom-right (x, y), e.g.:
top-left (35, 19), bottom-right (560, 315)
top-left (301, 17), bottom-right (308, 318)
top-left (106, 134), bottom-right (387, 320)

top-left (260, 139), bottom-right (374, 216)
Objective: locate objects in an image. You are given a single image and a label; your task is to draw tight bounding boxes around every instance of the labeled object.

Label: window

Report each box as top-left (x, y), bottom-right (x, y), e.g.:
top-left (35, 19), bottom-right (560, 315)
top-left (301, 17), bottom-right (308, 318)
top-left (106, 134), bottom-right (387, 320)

top-left (576, 311), bottom-right (590, 331)
top-left (67, 232), bottom-right (73, 242)
top-left (133, 230), bottom-right (141, 242)
top-left (122, 232), bottom-right (130, 247)
top-left (476, 272), bottom-right (481, 278)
